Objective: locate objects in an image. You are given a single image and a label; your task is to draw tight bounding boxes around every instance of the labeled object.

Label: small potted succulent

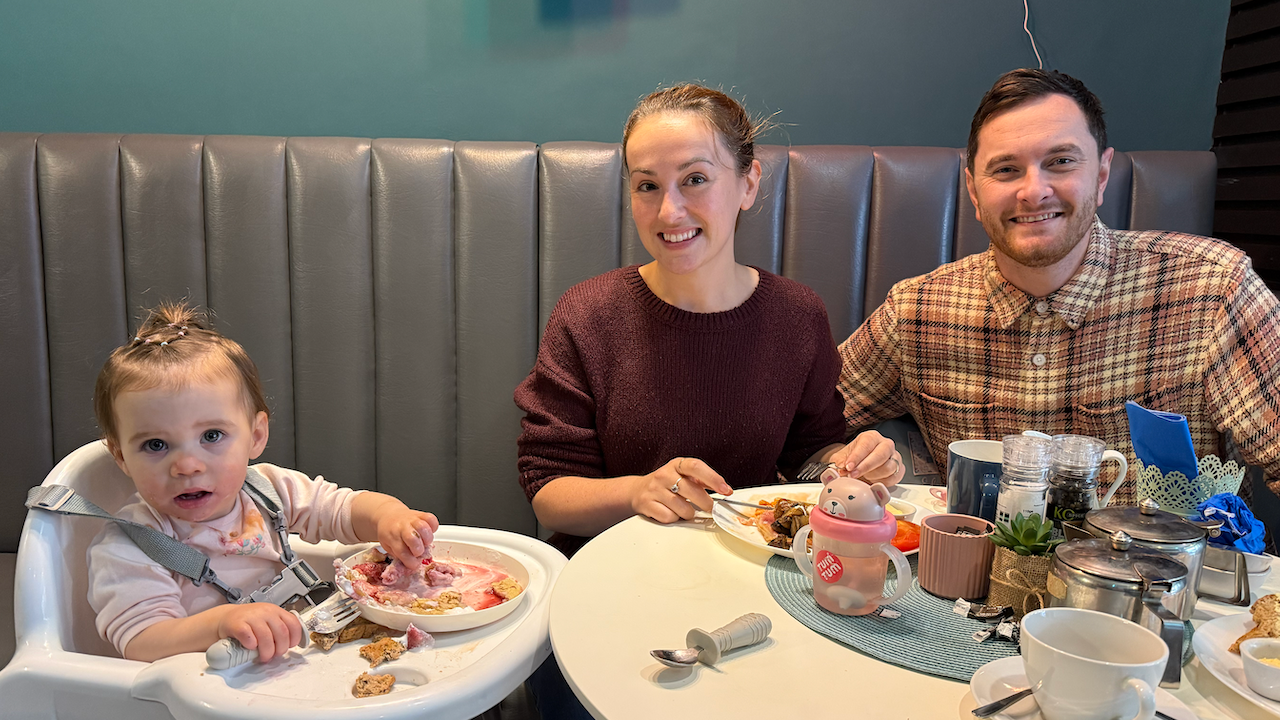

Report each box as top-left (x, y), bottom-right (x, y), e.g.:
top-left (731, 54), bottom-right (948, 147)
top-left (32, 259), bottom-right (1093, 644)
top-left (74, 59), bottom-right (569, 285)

top-left (987, 512), bottom-right (1062, 618)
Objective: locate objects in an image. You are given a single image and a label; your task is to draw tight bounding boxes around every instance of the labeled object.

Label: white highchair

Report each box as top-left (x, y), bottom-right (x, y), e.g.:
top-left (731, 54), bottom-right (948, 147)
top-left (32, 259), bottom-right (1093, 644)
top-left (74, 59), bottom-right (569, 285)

top-left (0, 441), bottom-right (565, 720)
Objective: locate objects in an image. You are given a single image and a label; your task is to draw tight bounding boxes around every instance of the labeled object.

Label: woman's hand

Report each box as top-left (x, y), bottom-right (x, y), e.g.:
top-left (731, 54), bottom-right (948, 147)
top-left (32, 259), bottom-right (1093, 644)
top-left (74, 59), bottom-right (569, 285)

top-left (630, 457), bottom-right (732, 524)
top-left (829, 431), bottom-right (905, 488)
top-left (216, 602), bottom-right (304, 663)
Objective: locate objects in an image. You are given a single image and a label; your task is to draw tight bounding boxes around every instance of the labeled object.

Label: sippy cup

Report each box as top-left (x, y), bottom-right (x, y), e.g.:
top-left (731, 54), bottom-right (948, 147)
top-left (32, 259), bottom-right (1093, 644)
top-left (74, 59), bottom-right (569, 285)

top-left (793, 467), bottom-right (912, 616)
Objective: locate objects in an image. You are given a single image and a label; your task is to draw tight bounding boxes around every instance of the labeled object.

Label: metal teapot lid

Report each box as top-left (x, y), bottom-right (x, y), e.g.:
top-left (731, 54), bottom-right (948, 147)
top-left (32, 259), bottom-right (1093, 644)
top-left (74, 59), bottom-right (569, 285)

top-left (1085, 498), bottom-right (1205, 544)
top-left (1055, 530), bottom-right (1189, 584)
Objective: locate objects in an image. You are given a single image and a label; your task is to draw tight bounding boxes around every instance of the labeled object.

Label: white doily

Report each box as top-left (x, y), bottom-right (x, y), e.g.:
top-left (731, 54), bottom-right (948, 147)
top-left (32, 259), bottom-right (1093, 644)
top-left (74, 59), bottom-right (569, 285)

top-left (1134, 455), bottom-right (1247, 517)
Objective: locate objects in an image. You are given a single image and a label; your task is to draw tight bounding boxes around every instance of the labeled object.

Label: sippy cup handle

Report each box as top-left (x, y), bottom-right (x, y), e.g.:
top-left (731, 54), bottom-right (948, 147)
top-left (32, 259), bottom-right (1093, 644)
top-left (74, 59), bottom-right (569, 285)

top-left (1097, 450), bottom-right (1131, 508)
top-left (792, 525), bottom-right (815, 577)
top-left (878, 544), bottom-right (912, 606)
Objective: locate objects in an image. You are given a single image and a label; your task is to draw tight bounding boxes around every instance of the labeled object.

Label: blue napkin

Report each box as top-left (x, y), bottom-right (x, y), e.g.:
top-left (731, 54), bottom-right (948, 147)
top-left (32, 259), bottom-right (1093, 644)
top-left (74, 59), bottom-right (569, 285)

top-left (1125, 401), bottom-right (1199, 479)
top-left (1196, 493), bottom-right (1266, 554)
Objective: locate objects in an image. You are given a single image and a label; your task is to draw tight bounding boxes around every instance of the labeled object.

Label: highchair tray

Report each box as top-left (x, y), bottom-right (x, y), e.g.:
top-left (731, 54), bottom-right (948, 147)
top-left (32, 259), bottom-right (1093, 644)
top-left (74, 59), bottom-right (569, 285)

top-left (8, 526), bottom-right (567, 720)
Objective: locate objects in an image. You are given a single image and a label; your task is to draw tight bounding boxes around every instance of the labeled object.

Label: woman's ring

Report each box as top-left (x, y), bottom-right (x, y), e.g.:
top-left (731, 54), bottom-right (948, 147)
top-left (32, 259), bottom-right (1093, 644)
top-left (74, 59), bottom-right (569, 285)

top-left (890, 456), bottom-right (900, 473)
top-left (669, 478), bottom-right (682, 494)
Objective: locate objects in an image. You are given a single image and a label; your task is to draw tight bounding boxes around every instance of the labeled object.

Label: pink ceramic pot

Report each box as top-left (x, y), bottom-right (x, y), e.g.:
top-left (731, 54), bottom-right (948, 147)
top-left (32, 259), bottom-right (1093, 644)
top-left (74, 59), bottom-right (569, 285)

top-left (918, 513), bottom-right (996, 600)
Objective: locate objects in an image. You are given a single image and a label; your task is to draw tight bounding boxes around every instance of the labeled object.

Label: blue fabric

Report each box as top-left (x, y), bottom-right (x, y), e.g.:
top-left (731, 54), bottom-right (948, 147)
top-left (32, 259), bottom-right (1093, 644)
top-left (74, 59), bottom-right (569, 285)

top-left (1196, 493), bottom-right (1266, 554)
top-left (1125, 401), bottom-right (1199, 479)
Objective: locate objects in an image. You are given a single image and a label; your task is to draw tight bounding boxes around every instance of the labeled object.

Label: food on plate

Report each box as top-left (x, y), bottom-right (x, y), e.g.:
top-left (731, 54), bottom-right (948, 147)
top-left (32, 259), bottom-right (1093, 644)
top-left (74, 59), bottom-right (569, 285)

top-left (1231, 593), bottom-right (1280, 653)
top-left (358, 636), bottom-right (407, 668)
top-left (352, 672), bottom-right (396, 698)
top-left (738, 497), bottom-right (812, 549)
top-left (891, 519), bottom-right (921, 553)
top-left (337, 547), bottom-right (525, 616)
top-left (492, 577), bottom-right (524, 600)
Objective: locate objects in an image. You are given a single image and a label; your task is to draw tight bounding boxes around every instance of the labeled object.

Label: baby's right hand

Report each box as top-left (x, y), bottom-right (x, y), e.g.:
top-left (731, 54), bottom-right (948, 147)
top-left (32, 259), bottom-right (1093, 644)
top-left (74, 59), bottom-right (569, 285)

top-left (217, 602), bottom-right (303, 663)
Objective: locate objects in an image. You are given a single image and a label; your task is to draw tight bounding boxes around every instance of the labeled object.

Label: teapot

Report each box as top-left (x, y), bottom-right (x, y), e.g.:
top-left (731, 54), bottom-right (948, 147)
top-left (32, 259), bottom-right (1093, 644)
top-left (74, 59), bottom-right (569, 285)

top-left (792, 470), bottom-right (911, 616)
top-left (1047, 530), bottom-right (1189, 688)
top-left (1064, 498), bottom-right (1250, 616)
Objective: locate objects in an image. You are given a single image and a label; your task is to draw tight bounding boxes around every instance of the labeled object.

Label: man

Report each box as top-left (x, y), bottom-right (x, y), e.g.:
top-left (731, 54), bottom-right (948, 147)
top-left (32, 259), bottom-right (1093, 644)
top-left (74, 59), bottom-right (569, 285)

top-left (837, 69), bottom-right (1280, 505)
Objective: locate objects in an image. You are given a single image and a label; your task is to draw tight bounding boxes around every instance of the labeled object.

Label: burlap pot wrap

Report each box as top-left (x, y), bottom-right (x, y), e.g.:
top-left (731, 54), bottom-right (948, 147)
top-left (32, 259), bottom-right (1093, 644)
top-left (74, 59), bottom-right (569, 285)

top-left (986, 546), bottom-right (1053, 619)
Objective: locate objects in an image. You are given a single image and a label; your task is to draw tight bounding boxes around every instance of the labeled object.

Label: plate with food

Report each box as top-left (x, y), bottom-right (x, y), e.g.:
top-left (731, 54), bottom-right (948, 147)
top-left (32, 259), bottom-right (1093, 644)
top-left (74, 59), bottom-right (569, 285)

top-left (711, 483), bottom-right (921, 559)
top-left (1191, 599), bottom-right (1280, 716)
top-left (335, 541), bottom-right (529, 633)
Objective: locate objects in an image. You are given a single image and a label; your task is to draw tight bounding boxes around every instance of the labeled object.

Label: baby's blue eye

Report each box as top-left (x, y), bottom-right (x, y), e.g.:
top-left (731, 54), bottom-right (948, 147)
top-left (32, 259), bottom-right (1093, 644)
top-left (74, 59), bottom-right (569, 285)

top-left (202, 429), bottom-right (224, 443)
top-left (144, 439), bottom-right (166, 452)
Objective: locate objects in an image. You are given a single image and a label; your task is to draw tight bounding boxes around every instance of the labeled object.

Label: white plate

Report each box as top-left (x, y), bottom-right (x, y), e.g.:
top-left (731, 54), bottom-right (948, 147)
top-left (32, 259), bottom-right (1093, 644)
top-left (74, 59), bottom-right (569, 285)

top-left (970, 655), bottom-right (1197, 719)
top-left (1193, 612), bottom-right (1280, 716)
top-left (337, 540), bottom-right (529, 633)
top-left (710, 483), bottom-right (919, 559)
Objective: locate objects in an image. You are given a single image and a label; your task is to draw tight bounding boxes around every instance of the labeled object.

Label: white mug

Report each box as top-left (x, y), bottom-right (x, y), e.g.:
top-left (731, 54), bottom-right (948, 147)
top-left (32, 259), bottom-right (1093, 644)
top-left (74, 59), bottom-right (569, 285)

top-left (1021, 607), bottom-right (1167, 720)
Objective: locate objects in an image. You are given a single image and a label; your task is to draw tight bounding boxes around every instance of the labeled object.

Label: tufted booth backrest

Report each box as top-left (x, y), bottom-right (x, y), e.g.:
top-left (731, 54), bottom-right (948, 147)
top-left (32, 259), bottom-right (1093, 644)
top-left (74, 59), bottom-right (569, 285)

top-left (0, 133), bottom-right (1217, 552)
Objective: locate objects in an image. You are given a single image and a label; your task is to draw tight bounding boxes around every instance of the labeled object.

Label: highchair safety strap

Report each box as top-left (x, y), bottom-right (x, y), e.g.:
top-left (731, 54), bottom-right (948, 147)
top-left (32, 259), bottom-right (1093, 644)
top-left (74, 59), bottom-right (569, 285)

top-left (25, 471), bottom-right (329, 607)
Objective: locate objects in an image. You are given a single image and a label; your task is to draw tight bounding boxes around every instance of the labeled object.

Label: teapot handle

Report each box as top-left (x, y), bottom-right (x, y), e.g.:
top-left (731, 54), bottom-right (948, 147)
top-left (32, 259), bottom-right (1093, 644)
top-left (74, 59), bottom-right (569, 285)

top-left (1098, 450), bottom-right (1131, 507)
top-left (792, 525), bottom-right (814, 579)
top-left (876, 544), bottom-right (912, 607)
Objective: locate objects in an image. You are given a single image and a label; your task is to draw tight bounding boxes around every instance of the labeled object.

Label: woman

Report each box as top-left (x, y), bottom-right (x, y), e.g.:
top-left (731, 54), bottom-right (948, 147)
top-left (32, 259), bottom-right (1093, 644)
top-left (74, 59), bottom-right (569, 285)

top-left (515, 84), bottom-right (903, 554)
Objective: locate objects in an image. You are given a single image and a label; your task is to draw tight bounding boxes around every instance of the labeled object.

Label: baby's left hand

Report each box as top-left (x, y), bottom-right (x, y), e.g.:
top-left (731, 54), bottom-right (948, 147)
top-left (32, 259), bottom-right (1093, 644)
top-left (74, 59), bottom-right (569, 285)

top-left (376, 508), bottom-right (440, 568)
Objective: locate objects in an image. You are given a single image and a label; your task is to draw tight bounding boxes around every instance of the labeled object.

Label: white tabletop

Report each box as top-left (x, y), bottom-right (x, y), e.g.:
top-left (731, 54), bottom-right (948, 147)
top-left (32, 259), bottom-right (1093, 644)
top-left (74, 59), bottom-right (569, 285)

top-left (548, 484), bottom-right (1279, 720)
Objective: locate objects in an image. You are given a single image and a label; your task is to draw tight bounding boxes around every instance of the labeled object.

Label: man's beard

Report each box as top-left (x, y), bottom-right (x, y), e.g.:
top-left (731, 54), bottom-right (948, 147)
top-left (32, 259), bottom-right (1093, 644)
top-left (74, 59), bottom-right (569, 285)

top-left (981, 190), bottom-right (1098, 269)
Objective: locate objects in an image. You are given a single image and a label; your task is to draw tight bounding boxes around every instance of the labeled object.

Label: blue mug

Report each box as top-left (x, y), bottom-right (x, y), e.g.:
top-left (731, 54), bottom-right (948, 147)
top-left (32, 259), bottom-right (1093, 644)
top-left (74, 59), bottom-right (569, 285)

top-left (947, 440), bottom-right (1003, 523)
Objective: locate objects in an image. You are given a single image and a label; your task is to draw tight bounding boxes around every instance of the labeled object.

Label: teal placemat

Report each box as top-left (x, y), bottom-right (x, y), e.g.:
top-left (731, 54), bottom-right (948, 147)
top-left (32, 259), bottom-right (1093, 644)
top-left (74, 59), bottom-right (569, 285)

top-left (765, 554), bottom-right (1018, 681)
top-left (764, 555), bottom-right (1195, 682)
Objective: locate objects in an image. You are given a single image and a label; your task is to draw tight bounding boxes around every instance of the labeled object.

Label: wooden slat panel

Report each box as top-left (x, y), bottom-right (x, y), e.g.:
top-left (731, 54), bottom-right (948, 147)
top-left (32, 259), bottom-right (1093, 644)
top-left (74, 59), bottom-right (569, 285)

top-left (1216, 172), bottom-right (1280, 201)
top-left (1221, 32), bottom-right (1280, 73)
top-left (1226, 1), bottom-right (1280, 39)
top-left (1213, 104), bottom-right (1280, 138)
top-left (1215, 139), bottom-right (1280, 168)
top-left (1216, 207), bottom-right (1280, 235)
top-left (1217, 68), bottom-right (1280, 105)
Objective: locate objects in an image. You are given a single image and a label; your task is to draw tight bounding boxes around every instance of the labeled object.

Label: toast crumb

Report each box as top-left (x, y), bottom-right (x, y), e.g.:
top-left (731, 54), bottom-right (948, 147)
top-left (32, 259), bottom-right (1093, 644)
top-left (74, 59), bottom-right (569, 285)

top-left (352, 672), bottom-right (395, 698)
top-left (492, 578), bottom-right (523, 600)
top-left (409, 590), bottom-right (464, 615)
top-left (358, 636), bottom-right (406, 668)
top-left (1231, 593), bottom-right (1280, 653)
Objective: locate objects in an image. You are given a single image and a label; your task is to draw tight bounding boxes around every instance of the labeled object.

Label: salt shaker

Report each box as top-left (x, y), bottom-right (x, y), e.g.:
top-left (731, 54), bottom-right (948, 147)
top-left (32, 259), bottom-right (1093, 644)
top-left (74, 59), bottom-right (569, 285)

top-left (996, 433), bottom-right (1052, 526)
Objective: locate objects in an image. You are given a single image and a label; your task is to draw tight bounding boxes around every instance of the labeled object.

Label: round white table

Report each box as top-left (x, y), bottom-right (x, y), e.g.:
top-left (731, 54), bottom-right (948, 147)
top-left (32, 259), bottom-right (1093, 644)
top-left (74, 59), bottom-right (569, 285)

top-left (548, 483), bottom-right (1279, 719)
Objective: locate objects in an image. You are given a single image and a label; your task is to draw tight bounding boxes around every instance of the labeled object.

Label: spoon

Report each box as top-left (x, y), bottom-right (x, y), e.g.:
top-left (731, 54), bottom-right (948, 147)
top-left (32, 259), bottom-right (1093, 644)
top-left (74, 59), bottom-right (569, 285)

top-left (971, 686), bottom-right (1033, 717)
top-left (650, 613), bottom-right (772, 668)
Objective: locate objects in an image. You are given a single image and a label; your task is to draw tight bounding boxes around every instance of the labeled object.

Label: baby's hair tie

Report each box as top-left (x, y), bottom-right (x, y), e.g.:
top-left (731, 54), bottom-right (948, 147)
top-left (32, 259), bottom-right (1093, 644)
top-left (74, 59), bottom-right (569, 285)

top-left (177, 331), bottom-right (185, 336)
top-left (133, 336), bottom-right (142, 343)
top-left (160, 341), bottom-right (169, 347)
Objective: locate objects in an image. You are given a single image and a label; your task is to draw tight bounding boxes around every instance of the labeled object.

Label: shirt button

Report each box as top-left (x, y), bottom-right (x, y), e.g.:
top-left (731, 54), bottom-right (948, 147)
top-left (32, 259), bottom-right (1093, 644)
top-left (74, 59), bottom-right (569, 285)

top-left (1032, 353), bottom-right (1047, 367)
top-left (1035, 300), bottom-right (1050, 315)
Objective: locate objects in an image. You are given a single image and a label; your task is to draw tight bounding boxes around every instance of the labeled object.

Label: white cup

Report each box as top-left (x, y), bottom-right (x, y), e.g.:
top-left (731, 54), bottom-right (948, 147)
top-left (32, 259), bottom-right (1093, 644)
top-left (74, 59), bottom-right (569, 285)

top-left (1021, 607), bottom-right (1167, 720)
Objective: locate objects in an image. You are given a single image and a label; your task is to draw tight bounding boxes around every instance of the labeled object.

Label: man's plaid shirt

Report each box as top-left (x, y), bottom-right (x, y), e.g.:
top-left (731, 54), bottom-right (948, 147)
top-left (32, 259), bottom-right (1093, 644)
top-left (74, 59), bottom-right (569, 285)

top-left (839, 218), bottom-right (1280, 504)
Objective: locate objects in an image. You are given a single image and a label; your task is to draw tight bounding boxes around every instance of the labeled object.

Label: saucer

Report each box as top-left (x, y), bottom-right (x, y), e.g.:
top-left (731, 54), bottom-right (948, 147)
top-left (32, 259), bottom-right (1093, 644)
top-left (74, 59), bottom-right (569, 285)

top-left (970, 656), bottom-right (1197, 720)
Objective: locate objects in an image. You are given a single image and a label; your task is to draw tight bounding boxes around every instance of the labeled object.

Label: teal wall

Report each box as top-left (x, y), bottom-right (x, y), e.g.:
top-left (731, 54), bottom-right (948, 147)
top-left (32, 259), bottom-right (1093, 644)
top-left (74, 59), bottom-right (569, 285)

top-left (0, 0), bottom-right (1228, 151)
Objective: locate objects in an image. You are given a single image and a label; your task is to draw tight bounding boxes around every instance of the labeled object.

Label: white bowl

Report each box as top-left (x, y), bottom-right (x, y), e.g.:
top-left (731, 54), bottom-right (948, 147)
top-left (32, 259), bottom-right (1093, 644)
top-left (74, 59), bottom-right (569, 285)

top-left (1241, 638), bottom-right (1280, 701)
top-left (887, 498), bottom-right (919, 523)
top-left (337, 540), bottom-right (529, 633)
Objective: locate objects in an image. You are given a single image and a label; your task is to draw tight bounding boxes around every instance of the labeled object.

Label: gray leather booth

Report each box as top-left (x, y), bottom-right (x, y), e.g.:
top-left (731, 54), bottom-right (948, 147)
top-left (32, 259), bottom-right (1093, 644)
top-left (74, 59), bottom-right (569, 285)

top-left (0, 132), bottom-right (1217, 666)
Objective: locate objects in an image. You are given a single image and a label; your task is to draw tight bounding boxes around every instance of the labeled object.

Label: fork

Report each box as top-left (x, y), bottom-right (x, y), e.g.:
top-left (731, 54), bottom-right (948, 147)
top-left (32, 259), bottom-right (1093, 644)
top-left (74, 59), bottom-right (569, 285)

top-left (796, 461), bottom-right (837, 482)
top-left (205, 592), bottom-right (362, 669)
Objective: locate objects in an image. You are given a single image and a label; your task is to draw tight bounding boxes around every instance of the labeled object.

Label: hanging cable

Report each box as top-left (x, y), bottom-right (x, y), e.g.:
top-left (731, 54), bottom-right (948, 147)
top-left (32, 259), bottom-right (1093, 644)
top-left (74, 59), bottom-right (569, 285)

top-left (1023, 0), bottom-right (1044, 69)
